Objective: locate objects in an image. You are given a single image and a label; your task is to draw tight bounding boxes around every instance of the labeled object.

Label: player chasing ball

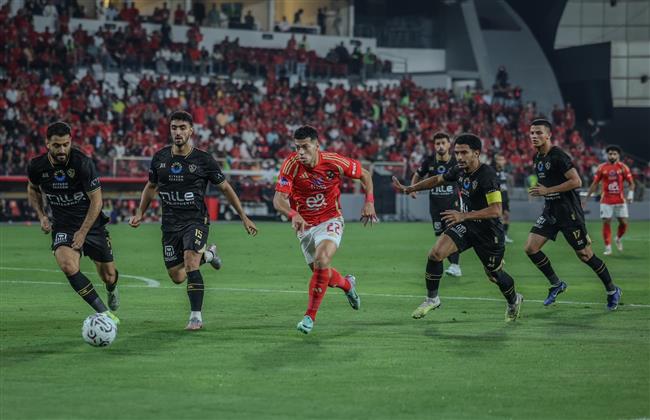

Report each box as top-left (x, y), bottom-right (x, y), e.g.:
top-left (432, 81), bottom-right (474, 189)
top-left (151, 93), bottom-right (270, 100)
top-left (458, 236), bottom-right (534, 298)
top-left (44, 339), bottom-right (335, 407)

top-left (129, 111), bottom-right (258, 330)
top-left (273, 125), bottom-right (377, 334)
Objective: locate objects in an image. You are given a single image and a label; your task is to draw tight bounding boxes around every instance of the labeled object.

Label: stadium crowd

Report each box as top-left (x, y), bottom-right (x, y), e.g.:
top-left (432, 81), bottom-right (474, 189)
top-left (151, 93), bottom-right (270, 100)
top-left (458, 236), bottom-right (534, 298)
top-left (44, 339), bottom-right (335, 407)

top-left (1, 3), bottom-right (647, 195)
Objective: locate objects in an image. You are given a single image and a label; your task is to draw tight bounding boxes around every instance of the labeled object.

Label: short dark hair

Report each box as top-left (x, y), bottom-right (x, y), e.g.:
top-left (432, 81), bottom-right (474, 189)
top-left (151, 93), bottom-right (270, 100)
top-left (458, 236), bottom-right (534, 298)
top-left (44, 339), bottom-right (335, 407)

top-left (46, 121), bottom-right (72, 139)
top-left (530, 118), bottom-right (552, 131)
top-left (606, 144), bottom-right (622, 154)
top-left (454, 133), bottom-right (482, 152)
top-left (432, 131), bottom-right (451, 142)
top-left (293, 125), bottom-right (319, 141)
top-left (169, 110), bottom-right (193, 125)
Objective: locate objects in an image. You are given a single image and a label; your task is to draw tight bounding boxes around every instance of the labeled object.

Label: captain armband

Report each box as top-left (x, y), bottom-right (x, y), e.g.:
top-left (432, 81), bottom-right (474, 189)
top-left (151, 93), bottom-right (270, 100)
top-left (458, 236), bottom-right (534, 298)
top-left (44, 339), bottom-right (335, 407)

top-left (485, 191), bottom-right (502, 205)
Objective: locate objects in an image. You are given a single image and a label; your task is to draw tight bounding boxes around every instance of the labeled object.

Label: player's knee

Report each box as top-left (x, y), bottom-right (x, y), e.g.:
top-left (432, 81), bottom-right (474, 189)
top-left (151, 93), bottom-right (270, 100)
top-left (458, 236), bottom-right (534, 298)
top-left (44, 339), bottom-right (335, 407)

top-left (428, 249), bottom-right (445, 262)
top-left (59, 261), bottom-right (79, 276)
top-left (313, 257), bottom-right (331, 269)
top-left (102, 269), bottom-right (117, 284)
top-left (524, 242), bottom-right (538, 255)
top-left (168, 271), bottom-right (186, 284)
top-left (576, 248), bottom-right (591, 262)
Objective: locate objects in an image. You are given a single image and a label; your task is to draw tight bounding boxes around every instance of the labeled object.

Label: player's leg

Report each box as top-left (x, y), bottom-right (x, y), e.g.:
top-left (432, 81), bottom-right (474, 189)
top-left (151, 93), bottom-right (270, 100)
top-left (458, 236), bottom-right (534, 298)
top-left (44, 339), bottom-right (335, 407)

top-left (565, 227), bottom-right (621, 310)
top-left (412, 231), bottom-right (460, 319)
top-left (600, 204), bottom-right (613, 255)
top-left (525, 221), bottom-right (567, 305)
top-left (54, 245), bottom-right (109, 314)
top-left (614, 204), bottom-right (629, 252)
top-left (433, 214), bottom-right (461, 277)
top-left (297, 239), bottom-right (337, 334)
top-left (202, 243), bottom-right (222, 270)
top-left (183, 249), bottom-right (204, 330)
top-left (93, 261), bottom-right (119, 311)
top-left (85, 228), bottom-right (119, 311)
top-left (478, 245), bottom-right (523, 321)
top-left (503, 208), bottom-right (514, 244)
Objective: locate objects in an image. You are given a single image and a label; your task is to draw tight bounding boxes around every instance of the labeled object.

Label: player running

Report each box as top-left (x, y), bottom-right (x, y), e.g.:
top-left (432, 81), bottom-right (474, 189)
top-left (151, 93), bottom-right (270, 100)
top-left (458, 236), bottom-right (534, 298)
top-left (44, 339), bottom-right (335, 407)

top-left (393, 133), bottom-right (523, 322)
top-left (129, 111), bottom-right (257, 330)
top-left (583, 145), bottom-right (635, 255)
top-left (494, 154), bottom-right (514, 244)
top-left (410, 132), bottom-right (462, 276)
top-left (273, 125), bottom-right (377, 335)
top-left (525, 119), bottom-right (621, 310)
top-left (27, 121), bottom-right (120, 323)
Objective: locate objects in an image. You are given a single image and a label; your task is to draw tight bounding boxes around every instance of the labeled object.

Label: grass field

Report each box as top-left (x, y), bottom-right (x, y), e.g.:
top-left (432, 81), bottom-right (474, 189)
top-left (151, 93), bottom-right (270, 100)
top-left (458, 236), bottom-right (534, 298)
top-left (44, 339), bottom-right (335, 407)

top-left (1, 221), bottom-right (649, 419)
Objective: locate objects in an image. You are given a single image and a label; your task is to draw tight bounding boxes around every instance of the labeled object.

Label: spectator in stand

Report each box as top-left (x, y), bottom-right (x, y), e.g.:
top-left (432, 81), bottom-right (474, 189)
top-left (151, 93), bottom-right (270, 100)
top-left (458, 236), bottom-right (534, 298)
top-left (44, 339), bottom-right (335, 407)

top-left (42, 0), bottom-right (58, 18)
top-left (496, 65), bottom-right (509, 88)
top-left (207, 3), bottom-right (220, 27)
top-left (174, 4), bottom-right (186, 25)
top-left (244, 10), bottom-right (255, 30)
top-left (277, 16), bottom-right (290, 32)
top-left (317, 8), bottom-right (326, 35)
top-left (193, 1), bottom-right (206, 26)
top-left (293, 8), bottom-right (303, 24)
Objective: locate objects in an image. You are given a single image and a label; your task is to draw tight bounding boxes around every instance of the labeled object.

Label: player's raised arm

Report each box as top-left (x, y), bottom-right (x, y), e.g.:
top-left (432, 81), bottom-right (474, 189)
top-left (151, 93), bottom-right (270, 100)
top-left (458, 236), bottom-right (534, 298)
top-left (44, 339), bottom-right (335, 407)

top-left (129, 181), bottom-right (158, 228)
top-left (359, 167), bottom-right (377, 226)
top-left (216, 180), bottom-right (258, 236)
top-left (26, 181), bottom-right (51, 233)
top-left (393, 174), bottom-right (444, 194)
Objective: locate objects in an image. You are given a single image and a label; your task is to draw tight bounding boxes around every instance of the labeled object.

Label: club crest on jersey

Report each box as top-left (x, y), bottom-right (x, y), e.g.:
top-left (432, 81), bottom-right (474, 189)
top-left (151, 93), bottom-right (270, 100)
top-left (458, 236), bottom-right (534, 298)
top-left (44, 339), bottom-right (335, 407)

top-left (189, 164), bottom-right (197, 173)
top-left (326, 170), bottom-right (336, 180)
top-left (437, 165), bottom-right (446, 174)
top-left (609, 170), bottom-right (616, 177)
top-left (66, 168), bottom-right (75, 178)
top-left (54, 170), bottom-right (66, 182)
top-left (545, 162), bottom-right (551, 169)
top-left (472, 180), bottom-right (478, 190)
top-left (170, 162), bottom-right (183, 174)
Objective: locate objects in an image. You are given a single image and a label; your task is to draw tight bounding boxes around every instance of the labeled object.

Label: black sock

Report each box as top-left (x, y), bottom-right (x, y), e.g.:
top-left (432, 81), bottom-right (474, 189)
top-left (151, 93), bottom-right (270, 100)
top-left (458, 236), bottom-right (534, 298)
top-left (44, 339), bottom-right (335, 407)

top-left (584, 255), bottom-right (615, 291)
top-left (527, 251), bottom-right (560, 285)
top-left (494, 270), bottom-right (517, 304)
top-left (186, 270), bottom-right (205, 311)
top-left (504, 224), bottom-right (509, 234)
top-left (106, 270), bottom-right (118, 292)
top-left (448, 252), bottom-right (459, 265)
top-left (425, 258), bottom-right (443, 298)
top-left (66, 271), bottom-right (107, 312)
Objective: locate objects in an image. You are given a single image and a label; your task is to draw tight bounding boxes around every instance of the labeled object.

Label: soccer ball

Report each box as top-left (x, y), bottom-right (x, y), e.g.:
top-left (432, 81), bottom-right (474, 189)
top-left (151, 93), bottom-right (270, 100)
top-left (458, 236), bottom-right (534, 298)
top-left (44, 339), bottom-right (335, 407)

top-left (82, 313), bottom-right (117, 347)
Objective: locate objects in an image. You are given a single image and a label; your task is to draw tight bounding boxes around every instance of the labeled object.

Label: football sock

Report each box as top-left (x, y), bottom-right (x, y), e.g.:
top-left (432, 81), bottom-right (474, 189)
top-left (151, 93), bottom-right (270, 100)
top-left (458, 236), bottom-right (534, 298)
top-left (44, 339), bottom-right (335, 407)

top-left (306, 268), bottom-right (329, 320)
top-left (616, 223), bottom-right (627, 239)
top-left (186, 270), bottom-right (204, 311)
top-left (67, 271), bottom-right (108, 312)
top-left (106, 270), bottom-right (118, 292)
top-left (584, 255), bottom-right (615, 291)
top-left (494, 270), bottom-right (517, 305)
top-left (327, 268), bottom-right (351, 292)
top-left (448, 252), bottom-right (459, 265)
top-left (504, 224), bottom-right (510, 234)
top-left (602, 223), bottom-right (612, 245)
top-left (425, 258), bottom-right (443, 298)
top-left (527, 251), bottom-right (560, 285)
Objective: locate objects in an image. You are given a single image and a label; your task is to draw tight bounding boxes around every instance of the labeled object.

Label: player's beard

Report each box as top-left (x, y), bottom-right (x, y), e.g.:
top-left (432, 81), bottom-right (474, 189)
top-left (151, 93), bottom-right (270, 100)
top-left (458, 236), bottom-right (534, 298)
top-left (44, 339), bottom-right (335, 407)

top-left (173, 136), bottom-right (189, 147)
top-left (50, 151), bottom-right (69, 163)
top-left (608, 158), bottom-right (617, 163)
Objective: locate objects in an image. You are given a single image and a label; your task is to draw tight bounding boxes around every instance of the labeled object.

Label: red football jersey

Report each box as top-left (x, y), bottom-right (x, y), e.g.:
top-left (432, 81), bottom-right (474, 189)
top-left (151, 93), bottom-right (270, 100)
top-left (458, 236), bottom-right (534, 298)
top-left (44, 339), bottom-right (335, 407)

top-left (275, 151), bottom-right (363, 226)
top-left (593, 161), bottom-right (633, 204)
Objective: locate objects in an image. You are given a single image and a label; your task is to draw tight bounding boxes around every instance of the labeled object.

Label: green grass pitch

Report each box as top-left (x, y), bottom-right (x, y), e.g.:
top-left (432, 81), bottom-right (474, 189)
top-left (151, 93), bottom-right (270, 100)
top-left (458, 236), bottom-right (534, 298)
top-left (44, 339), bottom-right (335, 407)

top-left (1, 221), bottom-right (649, 419)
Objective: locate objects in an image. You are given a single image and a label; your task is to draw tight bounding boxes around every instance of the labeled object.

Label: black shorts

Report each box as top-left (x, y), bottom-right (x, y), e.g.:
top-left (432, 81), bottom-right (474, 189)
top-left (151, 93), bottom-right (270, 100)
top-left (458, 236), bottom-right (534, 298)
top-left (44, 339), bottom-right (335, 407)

top-left (530, 214), bottom-right (590, 250)
top-left (444, 223), bottom-right (505, 272)
top-left (430, 201), bottom-right (460, 236)
top-left (51, 227), bottom-right (114, 263)
top-left (162, 224), bottom-right (209, 268)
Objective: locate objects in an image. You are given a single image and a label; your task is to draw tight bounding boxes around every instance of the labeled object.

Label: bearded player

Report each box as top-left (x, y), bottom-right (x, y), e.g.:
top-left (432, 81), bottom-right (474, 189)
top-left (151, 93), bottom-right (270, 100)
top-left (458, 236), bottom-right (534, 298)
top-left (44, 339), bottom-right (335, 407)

top-left (583, 145), bottom-right (635, 255)
top-left (273, 125), bottom-right (377, 334)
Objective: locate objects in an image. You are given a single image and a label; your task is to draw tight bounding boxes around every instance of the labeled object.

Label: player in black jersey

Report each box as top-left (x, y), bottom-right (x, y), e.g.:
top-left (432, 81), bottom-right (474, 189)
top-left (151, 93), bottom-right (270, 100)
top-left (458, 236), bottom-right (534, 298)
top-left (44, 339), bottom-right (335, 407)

top-left (27, 122), bottom-right (120, 323)
top-left (410, 132), bottom-right (462, 277)
top-left (129, 111), bottom-right (258, 330)
top-left (394, 134), bottom-right (523, 322)
top-left (493, 154), bottom-right (514, 244)
top-left (525, 119), bottom-right (621, 310)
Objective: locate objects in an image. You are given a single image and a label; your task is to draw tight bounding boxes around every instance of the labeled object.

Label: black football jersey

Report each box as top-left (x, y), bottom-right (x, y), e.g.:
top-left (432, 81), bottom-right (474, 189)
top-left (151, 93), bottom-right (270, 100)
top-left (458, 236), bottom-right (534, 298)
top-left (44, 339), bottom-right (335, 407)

top-left (533, 146), bottom-right (584, 226)
top-left (27, 148), bottom-right (107, 231)
top-left (149, 146), bottom-right (225, 232)
top-left (444, 164), bottom-right (503, 238)
top-left (416, 155), bottom-right (459, 208)
top-left (495, 167), bottom-right (509, 192)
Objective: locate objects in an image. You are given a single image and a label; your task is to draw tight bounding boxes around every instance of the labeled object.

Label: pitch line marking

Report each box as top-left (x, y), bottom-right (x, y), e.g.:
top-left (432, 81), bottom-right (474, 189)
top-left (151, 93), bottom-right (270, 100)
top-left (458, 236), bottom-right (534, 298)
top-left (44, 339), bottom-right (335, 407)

top-left (0, 267), bottom-right (160, 288)
top-left (1, 277), bottom-right (649, 309)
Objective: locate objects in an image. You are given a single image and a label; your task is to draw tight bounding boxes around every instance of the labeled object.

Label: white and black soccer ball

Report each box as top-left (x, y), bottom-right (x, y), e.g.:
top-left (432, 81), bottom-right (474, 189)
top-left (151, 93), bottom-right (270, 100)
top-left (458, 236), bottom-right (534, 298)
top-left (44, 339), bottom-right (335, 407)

top-left (82, 313), bottom-right (117, 347)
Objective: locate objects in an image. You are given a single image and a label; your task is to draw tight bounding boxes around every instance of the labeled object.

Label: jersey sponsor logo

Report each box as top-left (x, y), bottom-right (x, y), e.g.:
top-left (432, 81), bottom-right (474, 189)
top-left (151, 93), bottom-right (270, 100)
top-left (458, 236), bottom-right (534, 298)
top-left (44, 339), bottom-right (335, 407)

top-left (90, 177), bottom-right (100, 188)
top-left (54, 232), bottom-right (68, 245)
top-left (534, 215), bottom-right (546, 228)
top-left (434, 221), bottom-right (441, 231)
top-left (351, 162), bottom-right (358, 176)
top-left (437, 165), bottom-right (446, 174)
top-left (159, 191), bottom-right (195, 205)
top-left (54, 170), bottom-right (66, 182)
top-left (46, 191), bottom-right (87, 206)
top-left (310, 177), bottom-right (326, 190)
top-left (431, 185), bottom-right (453, 195)
top-left (164, 245), bottom-right (176, 261)
top-left (607, 182), bottom-right (620, 192)
top-left (305, 193), bottom-right (327, 209)
top-left (170, 162), bottom-right (183, 174)
top-left (450, 224), bottom-right (467, 237)
top-left (279, 176), bottom-right (290, 187)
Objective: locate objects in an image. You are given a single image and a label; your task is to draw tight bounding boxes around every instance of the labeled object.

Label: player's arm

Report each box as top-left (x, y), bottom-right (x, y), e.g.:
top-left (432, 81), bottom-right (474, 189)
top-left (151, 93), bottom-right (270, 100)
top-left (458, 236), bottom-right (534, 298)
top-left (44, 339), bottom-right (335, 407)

top-left (393, 174), bottom-right (443, 194)
top-left (26, 181), bottom-right (51, 233)
top-left (624, 165), bottom-right (635, 203)
top-left (72, 188), bottom-right (103, 250)
top-left (129, 181), bottom-right (158, 228)
top-left (583, 168), bottom-right (602, 204)
top-left (359, 167), bottom-right (377, 226)
top-left (529, 168), bottom-right (582, 196)
top-left (216, 180), bottom-right (258, 235)
top-left (409, 172), bottom-right (421, 199)
top-left (273, 190), bottom-right (308, 232)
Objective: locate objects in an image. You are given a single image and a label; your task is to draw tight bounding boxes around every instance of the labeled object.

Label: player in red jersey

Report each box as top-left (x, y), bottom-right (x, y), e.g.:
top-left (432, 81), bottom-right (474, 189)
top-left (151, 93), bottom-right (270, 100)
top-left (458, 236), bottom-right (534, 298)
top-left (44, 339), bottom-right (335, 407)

top-left (273, 125), bottom-right (377, 334)
top-left (583, 145), bottom-right (635, 255)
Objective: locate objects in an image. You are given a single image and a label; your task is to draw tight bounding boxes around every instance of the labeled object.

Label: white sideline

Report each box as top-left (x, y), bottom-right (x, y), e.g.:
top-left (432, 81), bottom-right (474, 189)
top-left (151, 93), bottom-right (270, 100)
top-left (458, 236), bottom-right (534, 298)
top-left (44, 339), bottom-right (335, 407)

top-left (1, 266), bottom-right (649, 308)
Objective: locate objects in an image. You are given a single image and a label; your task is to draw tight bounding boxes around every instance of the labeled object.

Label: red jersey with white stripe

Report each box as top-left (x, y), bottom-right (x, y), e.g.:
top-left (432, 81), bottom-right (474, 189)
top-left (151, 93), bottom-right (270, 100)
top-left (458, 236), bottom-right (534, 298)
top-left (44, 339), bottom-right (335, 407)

top-left (275, 151), bottom-right (363, 226)
top-left (593, 161), bottom-right (633, 204)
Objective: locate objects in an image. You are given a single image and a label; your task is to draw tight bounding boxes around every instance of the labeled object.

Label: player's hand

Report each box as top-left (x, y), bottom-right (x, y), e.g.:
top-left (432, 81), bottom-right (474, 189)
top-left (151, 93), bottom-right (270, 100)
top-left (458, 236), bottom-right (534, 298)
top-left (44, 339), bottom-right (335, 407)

top-left (129, 210), bottom-right (143, 228)
top-left (242, 216), bottom-right (258, 236)
top-left (580, 198), bottom-right (588, 209)
top-left (441, 210), bottom-right (464, 226)
top-left (409, 191), bottom-right (418, 199)
top-left (528, 185), bottom-right (549, 197)
top-left (291, 213), bottom-right (309, 233)
top-left (39, 216), bottom-right (52, 234)
top-left (391, 176), bottom-right (411, 194)
top-left (360, 202), bottom-right (378, 227)
top-left (72, 229), bottom-right (87, 250)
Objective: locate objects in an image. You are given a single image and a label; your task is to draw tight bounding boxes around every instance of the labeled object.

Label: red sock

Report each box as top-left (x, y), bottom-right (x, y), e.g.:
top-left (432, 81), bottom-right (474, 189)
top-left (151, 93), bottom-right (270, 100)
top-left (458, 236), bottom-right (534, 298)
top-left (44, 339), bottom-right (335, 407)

top-left (602, 223), bottom-right (611, 245)
top-left (327, 268), bottom-right (351, 292)
top-left (617, 223), bottom-right (627, 239)
top-left (305, 268), bottom-right (329, 320)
